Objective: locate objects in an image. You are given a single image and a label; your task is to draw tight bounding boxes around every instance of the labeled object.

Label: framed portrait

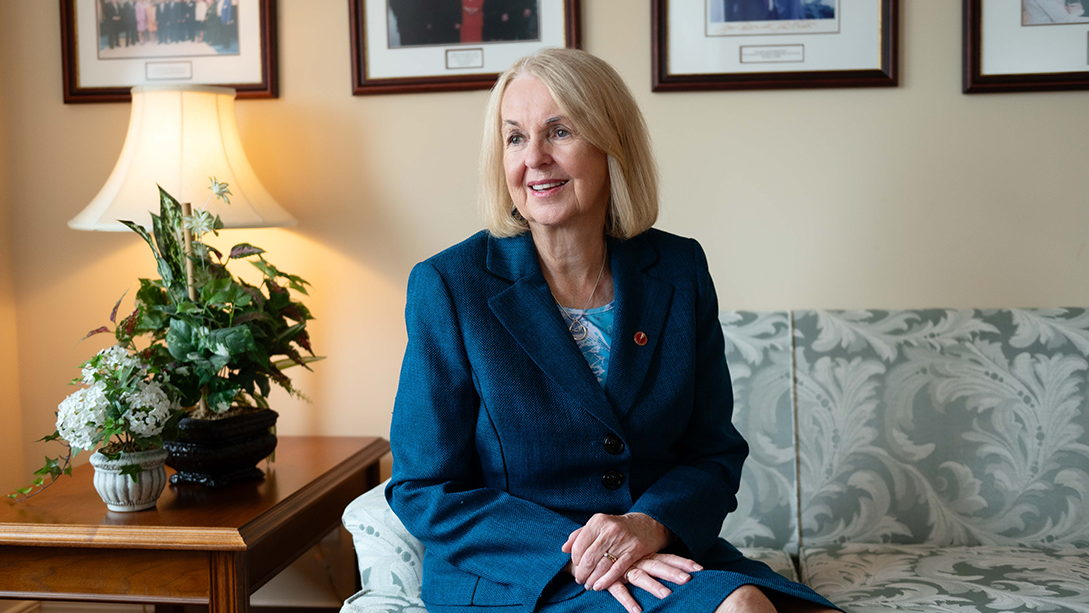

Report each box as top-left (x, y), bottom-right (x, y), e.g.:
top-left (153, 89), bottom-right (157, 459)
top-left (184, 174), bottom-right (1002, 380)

top-left (349, 0), bottom-right (581, 95)
top-left (652, 0), bottom-right (899, 91)
top-left (964, 0), bottom-right (1089, 93)
top-left (60, 0), bottom-right (278, 103)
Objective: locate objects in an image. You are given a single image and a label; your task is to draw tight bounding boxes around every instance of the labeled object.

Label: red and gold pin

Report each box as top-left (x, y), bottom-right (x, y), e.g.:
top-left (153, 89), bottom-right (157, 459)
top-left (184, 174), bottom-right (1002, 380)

top-left (634, 331), bottom-right (648, 346)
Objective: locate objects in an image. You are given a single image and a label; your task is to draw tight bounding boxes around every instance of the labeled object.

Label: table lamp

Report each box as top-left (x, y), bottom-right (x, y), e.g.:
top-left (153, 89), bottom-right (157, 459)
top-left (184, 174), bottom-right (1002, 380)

top-left (68, 84), bottom-right (294, 231)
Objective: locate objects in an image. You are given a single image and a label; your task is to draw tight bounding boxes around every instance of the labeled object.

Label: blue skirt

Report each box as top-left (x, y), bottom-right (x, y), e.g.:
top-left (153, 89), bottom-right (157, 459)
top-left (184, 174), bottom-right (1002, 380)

top-left (426, 553), bottom-right (839, 612)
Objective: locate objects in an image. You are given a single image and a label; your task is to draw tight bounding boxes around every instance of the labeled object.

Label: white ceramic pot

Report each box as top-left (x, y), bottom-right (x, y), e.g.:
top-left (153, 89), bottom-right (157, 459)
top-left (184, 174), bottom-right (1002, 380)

top-left (89, 447), bottom-right (169, 512)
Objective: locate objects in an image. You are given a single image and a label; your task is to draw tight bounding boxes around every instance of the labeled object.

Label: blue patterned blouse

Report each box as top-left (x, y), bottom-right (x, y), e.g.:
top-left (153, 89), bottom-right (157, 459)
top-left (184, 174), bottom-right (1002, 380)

top-left (557, 302), bottom-right (615, 387)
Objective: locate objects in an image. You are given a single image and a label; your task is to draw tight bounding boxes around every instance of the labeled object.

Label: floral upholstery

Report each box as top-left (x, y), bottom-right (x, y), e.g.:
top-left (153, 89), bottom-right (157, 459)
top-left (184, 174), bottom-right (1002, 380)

top-left (802, 543), bottom-right (1089, 613)
top-left (343, 308), bottom-right (1089, 613)
top-left (793, 309), bottom-right (1089, 548)
top-left (720, 311), bottom-right (798, 552)
top-left (741, 547), bottom-right (798, 582)
top-left (342, 592), bottom-right (429, 613)
top-left (342, 481), bottom-right (423, 600)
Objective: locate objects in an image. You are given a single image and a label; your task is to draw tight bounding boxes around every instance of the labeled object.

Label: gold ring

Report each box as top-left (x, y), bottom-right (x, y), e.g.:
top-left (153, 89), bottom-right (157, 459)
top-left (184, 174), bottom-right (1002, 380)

top-left (603, 551), bottom-right (618, 562)
top-left (624, 568), bottom-right (635, 583)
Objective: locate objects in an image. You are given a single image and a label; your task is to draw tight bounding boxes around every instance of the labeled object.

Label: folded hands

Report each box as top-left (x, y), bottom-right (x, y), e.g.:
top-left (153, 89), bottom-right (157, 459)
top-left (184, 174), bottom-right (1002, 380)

top-left (561, 512), bottom-right (704, 613)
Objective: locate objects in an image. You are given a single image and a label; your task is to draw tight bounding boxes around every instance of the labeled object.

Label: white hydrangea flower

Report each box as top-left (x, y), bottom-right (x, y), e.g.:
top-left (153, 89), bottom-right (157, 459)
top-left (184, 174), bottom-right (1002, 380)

top-left (123, 380), bottom-right (179, 439)
top-left (83, 344), bottom-right (144, 384)
top-left (56, 383), bottom-right (109, 451)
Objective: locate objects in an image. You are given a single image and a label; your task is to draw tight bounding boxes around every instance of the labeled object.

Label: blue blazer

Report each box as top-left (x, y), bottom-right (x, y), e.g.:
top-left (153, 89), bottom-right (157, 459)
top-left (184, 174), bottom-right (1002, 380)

top-left (387, 228), bottom-right (749, 611)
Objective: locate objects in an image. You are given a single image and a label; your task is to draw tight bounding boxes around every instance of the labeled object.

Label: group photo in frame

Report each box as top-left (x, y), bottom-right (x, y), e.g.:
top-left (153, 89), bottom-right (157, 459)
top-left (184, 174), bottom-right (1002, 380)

top-left (60, 0), bottom-right (278, 103)
top-left (964, 0), bottom-right (1089, 93)
top-left (349, 0), bottom-right (581, 95)
top-left (653, 0), bottom-right (899, 91)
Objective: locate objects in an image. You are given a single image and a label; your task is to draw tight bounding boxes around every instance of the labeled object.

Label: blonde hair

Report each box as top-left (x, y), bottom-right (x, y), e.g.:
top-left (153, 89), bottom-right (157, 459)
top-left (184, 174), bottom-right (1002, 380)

top-left (480, 48), bottom-right (659, 239)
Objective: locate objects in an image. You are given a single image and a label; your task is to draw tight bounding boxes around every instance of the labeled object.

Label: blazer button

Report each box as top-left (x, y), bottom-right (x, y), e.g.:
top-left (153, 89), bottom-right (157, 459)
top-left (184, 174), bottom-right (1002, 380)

top-left (602, 470), bottom-right (624, 490)
top-left (603, 435), bottom-right (625, 455)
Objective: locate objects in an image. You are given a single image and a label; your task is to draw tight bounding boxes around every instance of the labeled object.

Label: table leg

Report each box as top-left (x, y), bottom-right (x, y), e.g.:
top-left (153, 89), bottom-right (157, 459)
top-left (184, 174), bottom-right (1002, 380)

top-left (366, 461), bottom-right (381, 488)
top-left (210, 551), bottom-right (248, 613)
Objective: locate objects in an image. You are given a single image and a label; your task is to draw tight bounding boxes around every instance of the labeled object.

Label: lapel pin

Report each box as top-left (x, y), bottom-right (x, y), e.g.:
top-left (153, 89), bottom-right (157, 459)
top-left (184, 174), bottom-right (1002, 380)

top-left (634, 331), bottom-right (648, 346)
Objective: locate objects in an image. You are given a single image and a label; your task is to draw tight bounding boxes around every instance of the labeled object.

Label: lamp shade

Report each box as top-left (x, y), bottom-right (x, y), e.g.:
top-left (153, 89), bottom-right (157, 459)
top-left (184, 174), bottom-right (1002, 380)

top-left (69, 85), bottom-right (295, 232)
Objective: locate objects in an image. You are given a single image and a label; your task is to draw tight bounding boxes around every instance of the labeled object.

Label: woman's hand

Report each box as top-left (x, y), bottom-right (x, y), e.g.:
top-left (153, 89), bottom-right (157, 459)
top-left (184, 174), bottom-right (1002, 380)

top-left (563, 552), bottom-right (703, 613)
top-left (562, 512), bottom-right (688, 590)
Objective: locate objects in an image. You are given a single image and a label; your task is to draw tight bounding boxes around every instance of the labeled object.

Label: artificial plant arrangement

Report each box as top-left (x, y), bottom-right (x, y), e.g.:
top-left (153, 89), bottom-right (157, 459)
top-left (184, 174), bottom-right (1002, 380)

top-left (10, 179), bottom-right (319, 500)
top-left (120, 179), bottom-right (319, 418)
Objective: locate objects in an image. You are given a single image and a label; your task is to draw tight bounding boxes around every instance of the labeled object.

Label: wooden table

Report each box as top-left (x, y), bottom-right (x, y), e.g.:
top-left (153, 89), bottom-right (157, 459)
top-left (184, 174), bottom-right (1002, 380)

top-left (0, 436), bottom-right (389, 613)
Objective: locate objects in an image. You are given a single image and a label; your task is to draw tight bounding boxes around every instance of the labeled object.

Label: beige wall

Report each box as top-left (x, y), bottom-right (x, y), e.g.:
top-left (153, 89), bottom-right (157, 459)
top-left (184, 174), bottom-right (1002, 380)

top-left (1, 1), bottom-right (1088, 483)
top-left (0, 8), bottom-right (24, 495)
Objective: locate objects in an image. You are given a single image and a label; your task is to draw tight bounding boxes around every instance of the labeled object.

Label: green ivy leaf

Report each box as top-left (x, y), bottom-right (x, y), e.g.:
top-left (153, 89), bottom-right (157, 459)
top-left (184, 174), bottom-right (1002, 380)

top-left (119, 464), bottom-right (144, 482)
top-left (208, 326), bottom-right (257, 356)
top-left (166, 319), bottom-right (197, 361)
top-left (251, 258), bottom-right (276, 279)
top-left (287, 279), bottom-right (309, 296)
top-left (176, 301), bottom-right (204, 315)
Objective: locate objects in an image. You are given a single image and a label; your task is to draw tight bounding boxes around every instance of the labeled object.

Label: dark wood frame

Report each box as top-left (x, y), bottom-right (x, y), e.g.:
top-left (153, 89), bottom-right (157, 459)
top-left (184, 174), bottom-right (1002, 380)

top-left (652, 0), bottom-right (899, 92)
top-left (963, 0), bottom-right (1089, 93)
top-left (349, 0), bottom-right (581, 95)
top-left (60, 0), bottom-right (279, 103)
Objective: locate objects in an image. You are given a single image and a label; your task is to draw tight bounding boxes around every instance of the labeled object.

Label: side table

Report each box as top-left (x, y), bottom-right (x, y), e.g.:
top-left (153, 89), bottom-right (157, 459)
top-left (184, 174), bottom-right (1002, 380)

top-left (0, 436), bottom-right (389, 613)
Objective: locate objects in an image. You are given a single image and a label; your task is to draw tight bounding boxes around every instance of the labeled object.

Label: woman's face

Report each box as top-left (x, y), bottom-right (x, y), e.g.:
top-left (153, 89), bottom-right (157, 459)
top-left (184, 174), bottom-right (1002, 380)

top-left (501, 76), bottom-right (610, 235)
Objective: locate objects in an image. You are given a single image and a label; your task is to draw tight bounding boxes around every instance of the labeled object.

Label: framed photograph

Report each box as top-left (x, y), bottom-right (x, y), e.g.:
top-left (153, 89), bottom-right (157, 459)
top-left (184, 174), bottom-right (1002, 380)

top-left (60, 0), bottom-right (278, 104)
top-left (964, 0), bottom-right (1089, 93)
top-left (350, 0), bottom-right (580, 95)
top-left (652, 0), bottom-right (899, 91)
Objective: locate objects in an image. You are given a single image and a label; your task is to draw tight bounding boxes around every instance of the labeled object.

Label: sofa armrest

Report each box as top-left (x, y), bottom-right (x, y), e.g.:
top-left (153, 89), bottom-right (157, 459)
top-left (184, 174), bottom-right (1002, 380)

top-left (342, 479), bottom-right (425, 599)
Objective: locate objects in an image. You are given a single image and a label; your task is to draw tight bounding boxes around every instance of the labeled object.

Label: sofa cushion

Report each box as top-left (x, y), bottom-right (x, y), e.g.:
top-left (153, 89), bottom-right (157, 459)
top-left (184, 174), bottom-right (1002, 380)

top-left (342, 591), bottom-right (428, 613)
top-left (738, 547), bottom-right (798, 582)
top-left (721, 311), bottom-right (799, 551)
top-left (801, 543), bottom-right (1089, 613)
top-left (793, 308), bottom-right (1089, 547)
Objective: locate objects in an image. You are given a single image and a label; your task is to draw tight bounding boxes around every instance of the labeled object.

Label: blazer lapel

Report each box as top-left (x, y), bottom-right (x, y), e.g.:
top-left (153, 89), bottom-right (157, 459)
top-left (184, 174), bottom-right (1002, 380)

top-left (605, 234), bottom-right (674, 417)
top-left (487, 233), bottom-right (621, 433)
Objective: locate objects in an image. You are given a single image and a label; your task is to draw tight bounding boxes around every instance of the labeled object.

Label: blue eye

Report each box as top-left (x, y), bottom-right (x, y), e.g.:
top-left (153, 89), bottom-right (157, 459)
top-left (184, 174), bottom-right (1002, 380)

top-left (553, 128), bottom-right (570, 138)
top-left (507, 133), bottom-right (524, 145)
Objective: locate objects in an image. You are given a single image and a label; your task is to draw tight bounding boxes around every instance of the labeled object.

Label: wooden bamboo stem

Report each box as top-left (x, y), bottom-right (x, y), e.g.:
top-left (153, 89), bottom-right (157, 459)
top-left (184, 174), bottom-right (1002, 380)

top-left (180, 202), bottom-right (198, 302)
top-left (180, 201), bottom-right (208, 414)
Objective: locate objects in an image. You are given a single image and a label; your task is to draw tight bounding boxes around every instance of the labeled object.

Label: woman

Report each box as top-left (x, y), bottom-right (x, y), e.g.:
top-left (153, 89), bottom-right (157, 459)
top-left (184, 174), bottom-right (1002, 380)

top-left (386, 48), bottom-right (839, 613)
top-left (135, 0), bottom-right (147, 43)
top-left (194, 0), bottom-right (207, 42)
top-left (145, 0), bottom-right (158, 44)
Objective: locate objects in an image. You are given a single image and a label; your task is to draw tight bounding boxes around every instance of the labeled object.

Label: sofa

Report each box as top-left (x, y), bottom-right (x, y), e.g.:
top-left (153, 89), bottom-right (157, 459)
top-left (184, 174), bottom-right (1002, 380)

top-left (341, 308), bottom-right (1089, 613)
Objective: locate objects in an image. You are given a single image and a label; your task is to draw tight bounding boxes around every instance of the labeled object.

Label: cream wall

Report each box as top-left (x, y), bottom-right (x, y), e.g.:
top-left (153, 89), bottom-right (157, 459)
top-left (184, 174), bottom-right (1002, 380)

top-left (1, 1), bottom-right (1088, 483)
top-left (0, 12), bottom-right (24, 495)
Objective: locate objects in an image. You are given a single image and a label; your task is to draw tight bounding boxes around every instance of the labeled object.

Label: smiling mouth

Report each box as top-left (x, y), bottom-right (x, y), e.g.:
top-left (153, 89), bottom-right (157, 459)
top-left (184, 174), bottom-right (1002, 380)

top-left (529, 180), bottom-right (568, 192)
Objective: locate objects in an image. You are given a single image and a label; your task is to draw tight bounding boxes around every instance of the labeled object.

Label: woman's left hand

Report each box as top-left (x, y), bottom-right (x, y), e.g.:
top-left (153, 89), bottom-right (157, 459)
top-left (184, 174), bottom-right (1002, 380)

top-left (561, 512), bottom-right (673, 591)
